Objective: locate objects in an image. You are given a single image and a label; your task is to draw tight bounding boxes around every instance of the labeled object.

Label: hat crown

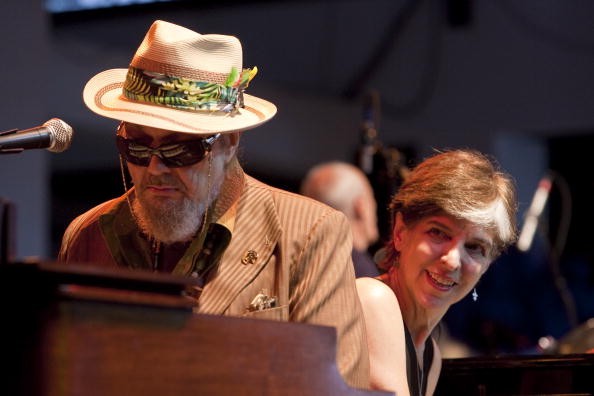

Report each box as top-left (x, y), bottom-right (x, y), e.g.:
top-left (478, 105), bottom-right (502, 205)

top-left (131, 20), bottom-right (242, 84)
top-left (83, 20), bottom-right (276, 134)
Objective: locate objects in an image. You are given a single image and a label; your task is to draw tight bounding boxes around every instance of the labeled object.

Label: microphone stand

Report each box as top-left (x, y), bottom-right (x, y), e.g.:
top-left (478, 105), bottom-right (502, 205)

top-left (521, 171), bottom-right (578, 332)
top-left (545, 171), bottom-right (578, 330)
top-left (1, 129), bottom-right (19, 263)
top-left (0, 197), bottom-right (15, 266)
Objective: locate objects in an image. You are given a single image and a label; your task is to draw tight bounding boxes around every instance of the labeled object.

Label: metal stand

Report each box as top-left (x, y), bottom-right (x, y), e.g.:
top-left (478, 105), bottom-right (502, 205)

top-left (1, 128), bottom-right (21, 262)
top-left (0, 197), bottom-right (15, 266)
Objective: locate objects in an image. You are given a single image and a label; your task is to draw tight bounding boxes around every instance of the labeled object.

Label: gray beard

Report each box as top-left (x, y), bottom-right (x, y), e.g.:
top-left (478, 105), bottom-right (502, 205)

top-left (132, 193), bottom-right (205, 244)
top-left (128, 154), bottom-right (228, 245)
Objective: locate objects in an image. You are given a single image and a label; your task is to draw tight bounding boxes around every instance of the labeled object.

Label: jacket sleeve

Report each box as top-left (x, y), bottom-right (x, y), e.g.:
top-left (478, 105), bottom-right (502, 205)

top-left (57, 200), bottom-right (118, 266)
top-left (289, 209), bottom-right (370, 389)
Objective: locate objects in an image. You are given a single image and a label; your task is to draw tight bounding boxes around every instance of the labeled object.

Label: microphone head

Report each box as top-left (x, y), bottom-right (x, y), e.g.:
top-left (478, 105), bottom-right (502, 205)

top-left (43, 118), bottom-right (73, 153)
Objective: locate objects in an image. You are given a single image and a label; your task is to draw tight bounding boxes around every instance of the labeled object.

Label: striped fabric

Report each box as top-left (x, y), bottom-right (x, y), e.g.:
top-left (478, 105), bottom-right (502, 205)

top-left (58, 168), bottom-right (370, 389)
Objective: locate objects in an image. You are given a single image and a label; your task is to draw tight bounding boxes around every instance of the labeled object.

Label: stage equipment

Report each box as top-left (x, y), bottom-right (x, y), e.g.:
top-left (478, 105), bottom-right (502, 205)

top-left (0, 118), bottom-right (73, 154)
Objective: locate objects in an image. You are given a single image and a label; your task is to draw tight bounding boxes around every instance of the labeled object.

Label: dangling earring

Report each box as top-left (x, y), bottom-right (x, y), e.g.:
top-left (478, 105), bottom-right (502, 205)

top-left (472, 288), bottom-right (478, 302)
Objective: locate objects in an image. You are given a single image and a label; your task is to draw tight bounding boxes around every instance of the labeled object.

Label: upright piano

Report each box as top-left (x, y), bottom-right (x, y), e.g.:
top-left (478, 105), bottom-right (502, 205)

top-left (1, 261), bottom-right (390, 396)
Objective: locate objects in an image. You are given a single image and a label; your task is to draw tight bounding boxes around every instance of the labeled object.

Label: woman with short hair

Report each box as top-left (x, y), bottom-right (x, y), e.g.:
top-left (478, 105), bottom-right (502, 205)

top-left (357, 149), bottom-right (518, 396)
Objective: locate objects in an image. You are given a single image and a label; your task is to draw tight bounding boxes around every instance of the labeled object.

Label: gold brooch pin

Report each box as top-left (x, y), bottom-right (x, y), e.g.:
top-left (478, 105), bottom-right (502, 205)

top-left (241, 250), bottom-right (258, 265)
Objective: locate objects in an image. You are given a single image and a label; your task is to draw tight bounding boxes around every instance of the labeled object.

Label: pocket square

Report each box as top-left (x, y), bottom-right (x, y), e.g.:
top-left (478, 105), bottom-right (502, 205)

top-left (247, 290), bottom-right (277, 312)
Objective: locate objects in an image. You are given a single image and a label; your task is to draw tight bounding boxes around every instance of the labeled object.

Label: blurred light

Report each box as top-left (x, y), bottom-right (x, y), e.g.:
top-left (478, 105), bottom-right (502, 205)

top-left (537, 335), bottom-right (557, 353)
top-left (46, 0), bottom-right (177, 13)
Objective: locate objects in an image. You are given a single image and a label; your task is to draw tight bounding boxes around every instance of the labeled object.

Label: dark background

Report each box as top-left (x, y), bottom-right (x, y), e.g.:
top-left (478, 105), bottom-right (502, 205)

top-left (2, 0), bottom-right (594, 357)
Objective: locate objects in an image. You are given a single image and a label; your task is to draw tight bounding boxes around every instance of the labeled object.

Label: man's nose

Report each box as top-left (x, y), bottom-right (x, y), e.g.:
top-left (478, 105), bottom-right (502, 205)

top-left (147, 155), bottom-right (170, 175)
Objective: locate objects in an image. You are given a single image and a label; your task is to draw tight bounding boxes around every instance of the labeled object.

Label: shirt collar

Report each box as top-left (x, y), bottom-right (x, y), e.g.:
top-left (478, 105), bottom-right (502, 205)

top-left (209, 156), bottom-right (244, 234)
top-left (99, 156), bottom-right (245, 272)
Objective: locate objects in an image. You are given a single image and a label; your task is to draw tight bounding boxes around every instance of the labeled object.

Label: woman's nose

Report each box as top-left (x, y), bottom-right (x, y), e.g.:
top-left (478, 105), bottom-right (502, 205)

top-left (440, 245), bottom-right (462, 271)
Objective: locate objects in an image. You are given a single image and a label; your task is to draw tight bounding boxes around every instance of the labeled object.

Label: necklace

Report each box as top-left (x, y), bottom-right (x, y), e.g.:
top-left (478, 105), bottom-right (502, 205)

top-left (386, 268), bottom-right (431, 395)
top-left (119, 149), bottom-right (213, 273)
top-left (152, 239), bottom-right (161, 271)
top-left (417, 360), bottom-right (424, 396)
top-left (405, 328), bottom-right (426, 396)
top-left (149, 210), bottom-right (208, 273)
top-left (401, 309), bottom-right (430, 396)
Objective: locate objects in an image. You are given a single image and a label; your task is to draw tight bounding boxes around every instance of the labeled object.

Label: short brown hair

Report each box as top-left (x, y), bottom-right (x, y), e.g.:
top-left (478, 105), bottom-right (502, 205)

top-left (380, 149), bottom-right (517, 269)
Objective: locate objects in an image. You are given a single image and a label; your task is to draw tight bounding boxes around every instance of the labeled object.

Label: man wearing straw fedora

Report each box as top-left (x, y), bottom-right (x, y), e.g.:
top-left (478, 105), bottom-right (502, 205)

top-left (59, 20), bottom-right (369, 388)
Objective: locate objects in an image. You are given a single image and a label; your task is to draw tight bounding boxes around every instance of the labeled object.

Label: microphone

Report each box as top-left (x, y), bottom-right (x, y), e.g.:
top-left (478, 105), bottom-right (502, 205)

top-left (0, 118), bottom-right (73, 154)
top-left (517, 175), bottom-right (553, 252)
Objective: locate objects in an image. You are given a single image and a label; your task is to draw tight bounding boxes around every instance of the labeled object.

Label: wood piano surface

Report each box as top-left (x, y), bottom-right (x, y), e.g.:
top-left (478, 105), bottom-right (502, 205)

top-left (1, 261), bottom-right (390, 396)
top-left (435, 352), bottom-right (594, 396)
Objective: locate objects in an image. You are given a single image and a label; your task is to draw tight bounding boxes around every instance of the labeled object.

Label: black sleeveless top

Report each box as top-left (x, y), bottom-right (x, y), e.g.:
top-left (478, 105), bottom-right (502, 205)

top-left (404, 326), bottom-right (434, 396)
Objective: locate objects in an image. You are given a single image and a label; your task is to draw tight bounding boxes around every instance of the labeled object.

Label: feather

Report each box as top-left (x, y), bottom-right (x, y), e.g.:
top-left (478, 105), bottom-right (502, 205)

top-left (225, 67), bottom-right (239, 87)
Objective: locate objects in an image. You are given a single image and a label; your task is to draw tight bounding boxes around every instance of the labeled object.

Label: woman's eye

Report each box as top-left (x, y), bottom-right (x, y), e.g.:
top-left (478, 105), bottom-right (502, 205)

top-left (428, 228), bottom-right (448, 240)
top-left (466, 243), bottom-right (486, 257)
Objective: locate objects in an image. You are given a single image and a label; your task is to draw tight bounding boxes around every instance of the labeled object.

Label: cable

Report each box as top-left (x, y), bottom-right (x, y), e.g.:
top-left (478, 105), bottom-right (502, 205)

top-left (545, 170), bottom-right (578, 329)
top-left (342, 0), bottom-right (443, 119)
top-left (341, 0), bottom-right (424, 99)
top-left (493, 0), bottom-right (594, 55)
top-left (381, 0), bottom-right (442, 118)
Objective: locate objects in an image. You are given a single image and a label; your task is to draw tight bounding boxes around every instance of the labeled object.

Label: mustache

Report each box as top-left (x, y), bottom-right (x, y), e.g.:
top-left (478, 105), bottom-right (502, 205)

top-left (139, 175), bottom-right (185, 190)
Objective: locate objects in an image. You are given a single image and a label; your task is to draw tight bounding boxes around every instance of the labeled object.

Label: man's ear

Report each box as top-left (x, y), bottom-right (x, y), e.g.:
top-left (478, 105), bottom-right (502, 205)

top-left (228, 131), bottom-right (242, 148)
top-left (221, 132), bottom-right (241, 160)
top-left (353, 196), bottom-right (365, 221)
top-left (392, 212), bottom-right (406, 251)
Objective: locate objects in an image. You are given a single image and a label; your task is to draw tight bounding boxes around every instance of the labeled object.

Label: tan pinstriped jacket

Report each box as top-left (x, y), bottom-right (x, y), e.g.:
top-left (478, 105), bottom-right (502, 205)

top-left (59, 161), bottom-right (370, 389)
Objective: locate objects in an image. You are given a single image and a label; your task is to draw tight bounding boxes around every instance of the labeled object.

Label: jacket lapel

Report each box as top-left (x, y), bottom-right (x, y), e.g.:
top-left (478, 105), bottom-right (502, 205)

top-left (197, 176), bottom-right (281, 315)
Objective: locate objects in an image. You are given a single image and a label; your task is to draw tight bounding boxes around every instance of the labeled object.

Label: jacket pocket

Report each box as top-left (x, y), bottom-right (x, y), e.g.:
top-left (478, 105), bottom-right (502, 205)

top-left (242, 304), bottom-right (289, 321)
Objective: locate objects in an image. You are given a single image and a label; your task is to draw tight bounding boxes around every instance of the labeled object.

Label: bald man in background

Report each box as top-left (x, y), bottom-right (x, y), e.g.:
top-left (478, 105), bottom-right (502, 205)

top-left (301, 162), bottom-right (381, 278)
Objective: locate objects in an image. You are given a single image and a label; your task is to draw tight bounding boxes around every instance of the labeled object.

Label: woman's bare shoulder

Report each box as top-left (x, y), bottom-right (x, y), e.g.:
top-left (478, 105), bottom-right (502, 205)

top-left (356, 277), bottom-right (409, 394)
top-left (356, 277), bottom-right (397, 304)
top-left (356, 276), bottom-right (403, 322)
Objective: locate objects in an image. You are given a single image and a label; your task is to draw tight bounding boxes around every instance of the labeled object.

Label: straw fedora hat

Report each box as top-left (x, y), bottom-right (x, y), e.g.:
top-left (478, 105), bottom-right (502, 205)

top-left (83, 20), bottom-right (277, 135)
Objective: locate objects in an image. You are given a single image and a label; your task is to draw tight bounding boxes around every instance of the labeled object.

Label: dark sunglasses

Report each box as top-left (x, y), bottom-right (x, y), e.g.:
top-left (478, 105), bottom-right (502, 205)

top-left (116, 133), bottom-right (221, 168)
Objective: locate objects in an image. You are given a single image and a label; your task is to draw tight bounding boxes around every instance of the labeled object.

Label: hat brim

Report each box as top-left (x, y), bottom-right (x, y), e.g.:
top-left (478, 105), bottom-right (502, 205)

top-left (83, 69), bottom-right (277, 134)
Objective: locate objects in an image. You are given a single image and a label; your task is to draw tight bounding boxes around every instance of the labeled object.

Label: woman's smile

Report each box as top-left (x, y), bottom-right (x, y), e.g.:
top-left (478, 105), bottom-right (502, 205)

top-left (425, 270), bottom-right (457, 291)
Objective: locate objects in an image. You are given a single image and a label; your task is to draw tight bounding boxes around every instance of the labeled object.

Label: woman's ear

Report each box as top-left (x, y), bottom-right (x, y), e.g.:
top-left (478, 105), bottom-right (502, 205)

top-left (392, 212), bottom-right (406, 252)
